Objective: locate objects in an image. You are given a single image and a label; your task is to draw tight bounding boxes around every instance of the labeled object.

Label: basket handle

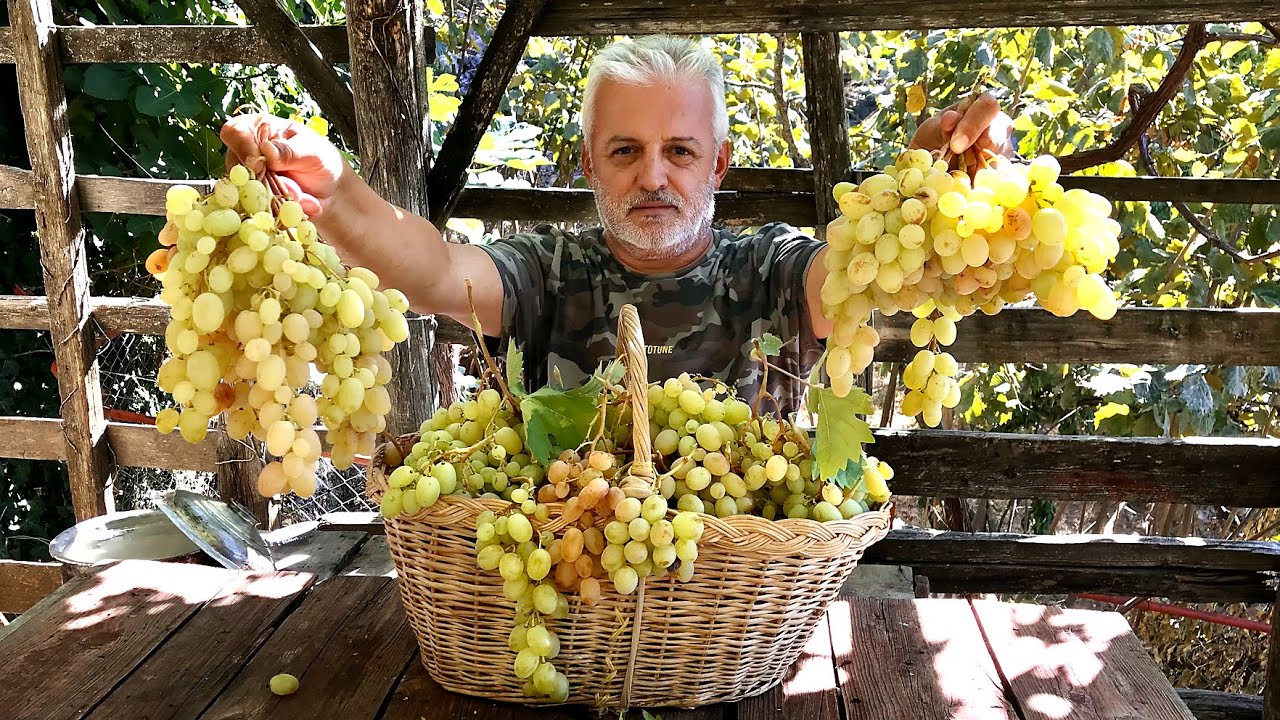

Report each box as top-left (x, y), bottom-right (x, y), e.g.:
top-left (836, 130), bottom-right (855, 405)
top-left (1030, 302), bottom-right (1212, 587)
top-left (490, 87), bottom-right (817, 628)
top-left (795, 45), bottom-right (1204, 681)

top-left (615, 304), bottom-right (654, 498)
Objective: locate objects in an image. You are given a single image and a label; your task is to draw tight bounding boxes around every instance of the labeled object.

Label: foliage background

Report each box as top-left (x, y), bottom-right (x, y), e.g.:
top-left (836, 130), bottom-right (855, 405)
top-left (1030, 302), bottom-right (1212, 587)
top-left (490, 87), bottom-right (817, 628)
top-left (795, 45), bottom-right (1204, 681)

top-left (0, 0), bottom-right (1278, 690)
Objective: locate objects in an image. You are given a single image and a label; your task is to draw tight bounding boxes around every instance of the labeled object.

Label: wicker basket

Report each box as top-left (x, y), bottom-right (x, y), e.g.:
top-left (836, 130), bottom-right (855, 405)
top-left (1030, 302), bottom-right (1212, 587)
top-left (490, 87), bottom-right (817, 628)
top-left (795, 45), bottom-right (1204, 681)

top-left (368, 305), bottom-right (891, 709)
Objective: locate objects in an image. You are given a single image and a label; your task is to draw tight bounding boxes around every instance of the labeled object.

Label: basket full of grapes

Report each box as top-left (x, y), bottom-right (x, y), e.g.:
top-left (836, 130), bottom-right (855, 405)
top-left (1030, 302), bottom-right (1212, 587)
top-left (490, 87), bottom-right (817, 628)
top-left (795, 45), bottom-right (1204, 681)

top-left (368, 305), bottom-right (892, 709)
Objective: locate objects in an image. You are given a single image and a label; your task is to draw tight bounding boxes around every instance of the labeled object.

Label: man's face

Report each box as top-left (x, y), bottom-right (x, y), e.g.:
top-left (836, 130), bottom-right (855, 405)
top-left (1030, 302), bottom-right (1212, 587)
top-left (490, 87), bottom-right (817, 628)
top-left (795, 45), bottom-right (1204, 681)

top-left (583, 78), bottom-right (728, 261)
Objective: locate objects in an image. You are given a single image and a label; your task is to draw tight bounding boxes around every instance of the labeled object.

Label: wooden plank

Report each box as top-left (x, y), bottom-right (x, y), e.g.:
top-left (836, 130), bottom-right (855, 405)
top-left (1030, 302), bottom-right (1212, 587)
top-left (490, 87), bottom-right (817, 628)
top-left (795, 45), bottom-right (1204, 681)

top-left (971, 600), bottom-right (1194, 720)
top-left (877, 429), bottom-right (1280, 506)
top-left (83, 571), bottom-right (315, 720)
top-left (378, 655), bottom-right (588, 720)
top-left (531, 0), bottom-right (1274, 35)
top-left (0, 25), bottom-right (353, 64)
top-left (216, 415), bottom-right (267, 526)
top-left (737, 610), bottom-right (842, 720)
top-left (12, 0), bottom-right (113, 520)
top-left (829, 597), bottom-right (1017, 719)
top-left (868, 529), bottom-right (1280, 573)
top-left (0, 560), bottom-right (63, 614)
top-left (0, 294), bottom-right (49, 330)
top-left (801, 32), bottom-right (849, 238)
top-left (1178, 689), bottom-right (1263, 720)
top-left (0, 417), bottom-right (218, 469)
top-left (0, 560), bottom-right (237, 720)
top-left (876, 306), bottom-right (1280, 365)
top-left (906, 562), bottom-right (1272, 604)
top-left (198, 576), bottom-right (415, 720)
top-left (340, 535), bottom-right (396, 577)
top-left (270, 529), bottom-right (367, 579)
top-left (4, 166), bottom-right (1272, 218)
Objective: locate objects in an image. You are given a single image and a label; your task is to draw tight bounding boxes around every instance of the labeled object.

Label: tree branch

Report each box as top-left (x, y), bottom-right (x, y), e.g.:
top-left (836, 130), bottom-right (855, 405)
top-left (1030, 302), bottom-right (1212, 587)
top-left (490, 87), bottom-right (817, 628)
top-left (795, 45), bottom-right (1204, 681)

top-left (233, 0), bottom-right (359, 150)
top-left (1056, 24), bottom-right (1206, 175)
top-left (1205, 32), bottom-right (1279, 47)
top-left (773, 34), bottom-right (810, 169)
top-left (1138, 135), bottom-right (1280, 264)
top-left (1262, 22), bottom-right (1280, 43)
top-left (426, 0), bottom-right (551, 227)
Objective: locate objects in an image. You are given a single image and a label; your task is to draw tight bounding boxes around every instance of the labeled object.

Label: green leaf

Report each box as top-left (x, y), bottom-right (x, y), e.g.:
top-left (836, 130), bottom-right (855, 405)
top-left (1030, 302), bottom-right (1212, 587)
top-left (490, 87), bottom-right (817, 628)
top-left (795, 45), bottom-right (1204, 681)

top-left (1085, 28), bottom-right (1115, 66)
top-left (519, 379), bottom-right (602, 465)
top-left (813, 385), bottom-right (874, 484)
top-left (1253, 282), bottom-right (1280, 307)
top-left (1034, 28), bottom-right (1054, 66)
top-left (759, 333), bottom-right (783, 357)
top-left (134, 84), bottom-right (175, 116)
top-left (82, 65), bottom-right (132, 101)
top-left (831, 455), bottom-right (866, 491)
top-left (505, 339), bottom-right (526, 397)
top-left (1261, 126), bottom-right (1280, 151)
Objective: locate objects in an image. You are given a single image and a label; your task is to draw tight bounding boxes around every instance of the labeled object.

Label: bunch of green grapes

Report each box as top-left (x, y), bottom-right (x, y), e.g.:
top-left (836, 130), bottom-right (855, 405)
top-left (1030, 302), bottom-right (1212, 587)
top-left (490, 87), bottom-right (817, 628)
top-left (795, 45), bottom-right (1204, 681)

top-left (149, 165), bottom-right (411, 497)
top-left (899, 348), bottom-right (961, 428)
top-left (647, 374), bottom-right (892, 523)
top-left (820, 149), bottom-right (1122, 425)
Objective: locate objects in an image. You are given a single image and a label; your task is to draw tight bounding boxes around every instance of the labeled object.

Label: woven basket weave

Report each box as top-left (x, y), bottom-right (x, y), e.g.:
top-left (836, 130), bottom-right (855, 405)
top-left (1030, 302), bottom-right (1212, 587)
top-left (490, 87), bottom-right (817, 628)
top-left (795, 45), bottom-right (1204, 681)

top-left (368, 305), bottom-right (891, 709)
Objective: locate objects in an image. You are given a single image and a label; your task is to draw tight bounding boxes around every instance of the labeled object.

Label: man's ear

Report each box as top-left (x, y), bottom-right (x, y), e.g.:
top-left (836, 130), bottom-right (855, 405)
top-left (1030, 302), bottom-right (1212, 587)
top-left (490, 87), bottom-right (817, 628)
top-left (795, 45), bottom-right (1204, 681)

top-left (713, 139), bottom-right (731, 189)
top-left (581, 141), bottom-right (594, 181)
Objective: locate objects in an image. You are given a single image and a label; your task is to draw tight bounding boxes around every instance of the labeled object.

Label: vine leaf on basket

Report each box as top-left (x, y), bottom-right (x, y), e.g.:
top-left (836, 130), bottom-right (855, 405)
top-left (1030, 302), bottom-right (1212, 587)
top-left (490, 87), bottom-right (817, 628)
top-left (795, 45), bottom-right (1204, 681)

top-left (505, 338), bottom-right (527, 397)
top-left (520, 375), bottom-right (606, 465)
top-left (813, 384), bottom-right (874, 485)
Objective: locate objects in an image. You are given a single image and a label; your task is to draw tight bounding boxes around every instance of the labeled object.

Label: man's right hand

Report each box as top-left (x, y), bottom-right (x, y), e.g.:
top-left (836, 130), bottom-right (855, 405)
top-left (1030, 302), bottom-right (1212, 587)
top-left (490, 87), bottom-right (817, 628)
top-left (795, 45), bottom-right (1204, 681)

top-left (220, 114), bottom-right (350, 218)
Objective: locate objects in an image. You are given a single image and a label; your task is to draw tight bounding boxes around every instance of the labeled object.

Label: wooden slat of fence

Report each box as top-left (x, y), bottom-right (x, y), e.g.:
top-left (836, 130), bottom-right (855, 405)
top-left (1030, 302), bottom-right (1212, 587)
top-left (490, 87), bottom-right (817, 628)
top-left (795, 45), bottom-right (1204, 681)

top-left (0, 24), bottom-right (352, 64)
top-left (11, 0), bottom-right (112, 520)
top-left (0, 417), bottom-right (218, 471)
top-left (4, 166), bottom-right (1275, 219)
top-left (878, 428), bottom-right (1280, 506)
top-left (531, 0), bottom-right (1274, 35)
top-left (9, 295), bottom-right (1280, 367)
top-left (801, 31), bottom-right (849, 238)
top-left (0, 560), bottom-right (63, 614)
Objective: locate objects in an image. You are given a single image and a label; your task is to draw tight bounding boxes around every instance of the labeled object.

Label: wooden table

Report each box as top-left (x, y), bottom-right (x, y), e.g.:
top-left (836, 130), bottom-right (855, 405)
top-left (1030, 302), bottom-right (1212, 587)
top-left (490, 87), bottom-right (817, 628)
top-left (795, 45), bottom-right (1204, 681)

top-left (0, 543), bottom-right (1196, 720)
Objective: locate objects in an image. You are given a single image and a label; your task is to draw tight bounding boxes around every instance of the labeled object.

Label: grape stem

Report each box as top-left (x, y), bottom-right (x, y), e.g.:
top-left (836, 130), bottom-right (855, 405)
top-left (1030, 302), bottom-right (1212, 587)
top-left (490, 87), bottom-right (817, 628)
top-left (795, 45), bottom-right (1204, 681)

top-left (463, 278), bottom-right (519, 410)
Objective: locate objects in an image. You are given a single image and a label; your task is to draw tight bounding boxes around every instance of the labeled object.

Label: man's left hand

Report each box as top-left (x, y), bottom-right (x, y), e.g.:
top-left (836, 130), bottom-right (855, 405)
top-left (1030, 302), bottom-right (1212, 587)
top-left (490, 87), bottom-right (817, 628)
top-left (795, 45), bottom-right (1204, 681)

top-left (908, 92), bottom-right (1015, 172)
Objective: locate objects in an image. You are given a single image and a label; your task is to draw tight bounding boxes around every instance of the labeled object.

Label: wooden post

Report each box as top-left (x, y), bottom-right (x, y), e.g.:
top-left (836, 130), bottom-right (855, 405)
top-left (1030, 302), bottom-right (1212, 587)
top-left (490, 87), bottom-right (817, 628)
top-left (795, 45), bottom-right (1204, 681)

top-left (801, 32), bottom-right (850, 239)
top-left (10, 0), bottom-right (113, 520)
top-left (1266, 589), bottom-right (1280, 720)
top-left (216, 420), bottom-right (268, 527)
top-left (345, 0), bottom-right (437, 435)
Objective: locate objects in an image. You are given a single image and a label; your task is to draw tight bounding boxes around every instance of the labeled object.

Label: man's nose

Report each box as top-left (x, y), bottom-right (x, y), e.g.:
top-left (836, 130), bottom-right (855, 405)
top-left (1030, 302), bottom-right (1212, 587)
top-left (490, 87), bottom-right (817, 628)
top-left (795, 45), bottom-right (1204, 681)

top-left (636, 151), bottom-right (668, 192)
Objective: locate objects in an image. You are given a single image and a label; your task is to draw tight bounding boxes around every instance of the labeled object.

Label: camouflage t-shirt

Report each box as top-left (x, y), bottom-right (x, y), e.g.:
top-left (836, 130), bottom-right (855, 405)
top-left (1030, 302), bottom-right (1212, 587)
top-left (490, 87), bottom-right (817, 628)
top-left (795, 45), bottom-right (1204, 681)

top-left (477, 222), bottom-right (825, 416)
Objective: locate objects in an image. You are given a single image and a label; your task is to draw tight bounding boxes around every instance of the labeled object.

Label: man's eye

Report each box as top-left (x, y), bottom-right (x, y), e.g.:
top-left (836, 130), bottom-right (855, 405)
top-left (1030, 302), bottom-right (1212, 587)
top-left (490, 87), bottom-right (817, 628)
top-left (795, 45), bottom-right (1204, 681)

top-left (613, 147), bottom-right (633, 155)
top-left (672, 147), bottom-right (691, 156)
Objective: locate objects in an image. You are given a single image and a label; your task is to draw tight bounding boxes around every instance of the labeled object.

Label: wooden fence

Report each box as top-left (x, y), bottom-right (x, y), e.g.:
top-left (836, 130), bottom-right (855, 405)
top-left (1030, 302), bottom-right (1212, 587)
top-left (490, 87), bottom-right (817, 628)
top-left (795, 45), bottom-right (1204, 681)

top-left (2, 0), bottom-right (1280, 714)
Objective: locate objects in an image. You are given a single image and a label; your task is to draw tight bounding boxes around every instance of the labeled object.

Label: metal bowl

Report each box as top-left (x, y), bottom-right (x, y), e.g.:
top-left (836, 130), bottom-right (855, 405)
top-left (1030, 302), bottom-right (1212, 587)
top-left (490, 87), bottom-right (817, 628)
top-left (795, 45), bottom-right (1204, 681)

top-left (50, 508), bottom-right (204, 567)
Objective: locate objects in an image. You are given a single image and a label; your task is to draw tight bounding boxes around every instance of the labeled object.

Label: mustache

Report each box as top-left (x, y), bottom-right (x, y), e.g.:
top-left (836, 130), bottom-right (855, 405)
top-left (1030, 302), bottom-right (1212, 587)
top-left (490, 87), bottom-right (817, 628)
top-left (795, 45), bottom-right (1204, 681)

top-left (628, 191), bottom-right (683, 211)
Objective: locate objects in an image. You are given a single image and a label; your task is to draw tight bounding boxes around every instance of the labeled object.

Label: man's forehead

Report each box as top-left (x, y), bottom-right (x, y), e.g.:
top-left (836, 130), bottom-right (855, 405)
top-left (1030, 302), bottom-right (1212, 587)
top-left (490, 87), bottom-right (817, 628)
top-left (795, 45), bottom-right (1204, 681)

top-left (604, 135), bottom-right (704, 146)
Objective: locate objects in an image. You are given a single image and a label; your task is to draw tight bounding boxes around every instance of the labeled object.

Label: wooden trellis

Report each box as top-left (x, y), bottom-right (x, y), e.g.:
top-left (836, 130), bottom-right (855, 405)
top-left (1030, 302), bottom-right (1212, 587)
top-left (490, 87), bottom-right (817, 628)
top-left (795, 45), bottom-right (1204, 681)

top-left (1, 0), bottom-right (1279, 716)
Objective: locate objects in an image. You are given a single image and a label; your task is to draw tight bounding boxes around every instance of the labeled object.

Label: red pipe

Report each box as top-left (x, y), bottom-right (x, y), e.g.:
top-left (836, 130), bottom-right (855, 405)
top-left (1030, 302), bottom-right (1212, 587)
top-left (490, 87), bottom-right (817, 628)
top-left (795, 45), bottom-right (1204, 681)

top-left (1074, 593), bottom-right (1272, 635)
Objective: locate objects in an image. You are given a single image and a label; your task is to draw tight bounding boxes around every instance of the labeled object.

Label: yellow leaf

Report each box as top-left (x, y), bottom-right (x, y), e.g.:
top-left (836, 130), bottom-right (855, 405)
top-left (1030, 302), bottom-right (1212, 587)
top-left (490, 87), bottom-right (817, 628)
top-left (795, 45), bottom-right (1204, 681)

top-left (428, 94), bottom-right (461, 121)
top-left (427, 0), bottom-right (445, 17)
top-left (430, 73), bottom-right (459, 93)
top-left (906, 83), bottom-right (926, 114)
top-left (1093, 401), bottom-right (1130, 429)
top-left (478, 132), bottom-right (497, 152)
top-left (306, 116), bottom-right (329, 137)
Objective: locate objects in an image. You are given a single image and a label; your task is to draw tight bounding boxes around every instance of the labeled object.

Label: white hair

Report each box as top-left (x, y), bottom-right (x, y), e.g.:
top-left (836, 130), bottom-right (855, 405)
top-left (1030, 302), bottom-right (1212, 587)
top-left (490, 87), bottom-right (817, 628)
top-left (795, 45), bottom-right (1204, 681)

top-left (580, 35), bottom-right (729, 152)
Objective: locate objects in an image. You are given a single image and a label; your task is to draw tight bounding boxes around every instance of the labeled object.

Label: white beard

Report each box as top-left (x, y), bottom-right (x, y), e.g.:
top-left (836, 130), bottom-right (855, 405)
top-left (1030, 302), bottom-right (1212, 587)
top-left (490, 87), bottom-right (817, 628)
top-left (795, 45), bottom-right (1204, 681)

top-left (590, 170), bottom-right (717, 262)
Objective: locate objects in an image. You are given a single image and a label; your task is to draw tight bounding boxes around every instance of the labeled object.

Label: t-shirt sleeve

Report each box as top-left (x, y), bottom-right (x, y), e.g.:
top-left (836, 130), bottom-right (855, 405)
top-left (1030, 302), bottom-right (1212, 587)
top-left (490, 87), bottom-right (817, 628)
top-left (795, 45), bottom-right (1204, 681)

top-left (760, 223), bottom-right (826, 365)
top-left (474, 228), bottom-right (558, 350)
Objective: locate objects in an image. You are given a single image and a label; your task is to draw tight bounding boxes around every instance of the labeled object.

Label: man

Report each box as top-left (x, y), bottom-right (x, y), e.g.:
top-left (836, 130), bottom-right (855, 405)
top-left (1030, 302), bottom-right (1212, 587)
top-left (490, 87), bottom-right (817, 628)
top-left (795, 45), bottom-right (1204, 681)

top-left (222, 35), bottom-right (1012, 413)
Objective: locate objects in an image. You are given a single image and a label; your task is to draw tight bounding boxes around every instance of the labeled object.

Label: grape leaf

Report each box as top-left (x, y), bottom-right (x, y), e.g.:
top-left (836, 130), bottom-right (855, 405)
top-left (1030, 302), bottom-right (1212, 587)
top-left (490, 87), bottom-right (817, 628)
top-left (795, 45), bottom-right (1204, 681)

top-left (519, 377), bottom-right (603, 465)
top-left (760, 333), bottom-right (783, 357)
top-left (813, 385), bottom-right (874, 484)
top-left (831, 455), bottom-right (866, 491)
top-left (505, 339), bottom-right (526, 397)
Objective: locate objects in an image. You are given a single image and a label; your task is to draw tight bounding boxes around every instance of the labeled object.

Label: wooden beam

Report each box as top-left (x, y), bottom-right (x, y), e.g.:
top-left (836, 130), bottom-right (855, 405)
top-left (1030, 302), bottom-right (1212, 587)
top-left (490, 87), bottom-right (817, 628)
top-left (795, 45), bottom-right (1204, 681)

top-left (876, 306), bottom-right (1280, 365)
top-left (0, 417), bottom-right (219, 471)
top-left (530, 0), bottom-right (1275, 35)
top-left (3, 165), bottom-right (1272, 217)
top-left (909, 562), bottom-right (1271, 603)
top-left (0, 25), bottom-right (354, 64)
top-left (11, 0), bottom-right (113, 520)
top-left (347, 0), bottom-right (437, 436)
top-left (231, 1), bottom-right (360, 148)
top-left (426, 0), bottom-right (551, 227)
top-left (878, 429), bottom-right (1280, 506)
top-left (215, 418), bottom-right (267, 527)
top-left (0, 560), bottom-right (63, 614)
top-left (801, 32), bottom-right (849, 238)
